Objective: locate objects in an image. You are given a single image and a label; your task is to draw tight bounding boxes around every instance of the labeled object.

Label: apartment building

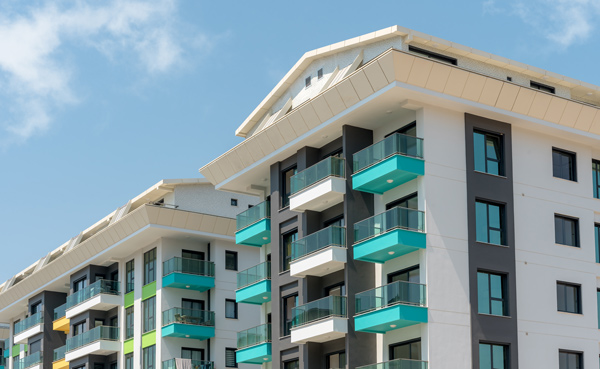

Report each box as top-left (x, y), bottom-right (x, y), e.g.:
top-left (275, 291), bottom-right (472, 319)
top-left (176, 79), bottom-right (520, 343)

top-left (199, 26), bottom-right (600, 369)
top-left (0, 179), bottom-right (262, 369)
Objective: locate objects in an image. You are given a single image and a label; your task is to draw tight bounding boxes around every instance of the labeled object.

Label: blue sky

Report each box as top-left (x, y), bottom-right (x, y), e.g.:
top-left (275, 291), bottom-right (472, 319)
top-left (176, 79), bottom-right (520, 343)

top-left (0, 0), bottom-right (599, 283)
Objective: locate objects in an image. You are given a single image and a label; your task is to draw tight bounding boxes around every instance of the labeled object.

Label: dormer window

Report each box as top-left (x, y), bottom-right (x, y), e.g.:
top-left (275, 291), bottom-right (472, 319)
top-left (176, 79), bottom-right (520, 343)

top-left (317, 68), bottom-right (323, 80)
top-left (305, 76), bottom-right (312, 88)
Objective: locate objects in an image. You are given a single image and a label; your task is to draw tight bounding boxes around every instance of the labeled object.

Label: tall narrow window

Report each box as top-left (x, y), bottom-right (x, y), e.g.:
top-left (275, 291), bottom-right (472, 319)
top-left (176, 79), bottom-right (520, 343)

top-left (553, 148), bottom-right (577, 181)
top-left (597, 290), bottom-right (600, 329)
top-left (142, 345), bottom-right (155, 369)
top-left (479, 343), bottom-right (508, 369)
top-left (125, 306), bottom-right (134, 339)
top-left (73, 277), bottom-right (87, 292)
top-left (281, 166), bottom-right (297, 208)
top-left (593, 160), bottom-right (600, 199)
top-left (555, 215), bottom-right (579, 247)
top-left (225, 348), bottom-right (237, 368)
top-left (126, 259), bottom-right (134, 293)
top-left (559, 350), bottom-right (582, 369)
top-left (282, 294), bottom-right (298, 336)
top-left (225, 299), bottom-right (238, 319)
top-left (144, 248), bottom-right (156, 285)
top-left (281, 230), bottom-right (298, 272)
top-left (125, 354), bottom-right (133, 369)
top-left (557, 282), bottom-right (581, 314)
top-left (326, 351), bottom-right (346, 369)
top-left (476, 200), bottom-right (505, 245)
top-left (143, 296), bottom-right (156, 332)
top-left (474, 130), bottom-right (504, 176)
top-left (225, 251), bottom-right (238, 271)
top-left (595, 224), bottom-right (600, 263)
top-left (477, 271), bottom-right (508, 316)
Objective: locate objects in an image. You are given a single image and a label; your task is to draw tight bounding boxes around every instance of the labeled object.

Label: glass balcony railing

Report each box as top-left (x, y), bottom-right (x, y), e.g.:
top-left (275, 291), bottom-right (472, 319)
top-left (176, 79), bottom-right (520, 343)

top-left (66, 326), bottom-right (119, 352)
top-left (290, 156), bottom-right (345, 195)
top-left (14, 312), bottom-right (43, 334)
top-left (162, 308), bottom-right (215, 327)
top-left (237, 323), bottom-right (271, 350)
top-left (163, 258), bottom-right (215, 277)
top-left (237, 261), bottom-right (271, 289)
top-left (353, 132), bottom-right (424, 173)
top-left (53, 346), bottom-right (66, 362)
top-left (162, 359), bottom-right (214, 369)
top-left (291, 295), bottom-right (347, 328)
top-left (53, 303), bottom-right (66, 321)
top-left (355, 281), bottom-right (426, 315)
top-left (357, 359), bottom-right (428, 369)
top-left (13, 352), bottom-right (42, 369)
top-left (66, 280), bottom-right (120, 310)
top-left (354, 206), bottom-right (425, 244)
top-left (291, 226), bottom-right (346, 261)
top-left (236, 200), bottom-right (270, 231)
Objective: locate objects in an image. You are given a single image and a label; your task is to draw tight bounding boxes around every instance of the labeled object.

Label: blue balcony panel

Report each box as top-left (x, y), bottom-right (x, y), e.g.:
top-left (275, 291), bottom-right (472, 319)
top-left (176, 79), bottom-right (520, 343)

top-left (355, 304), bottom-right (428, 334)
top-left (354, 229), bottom-right (425, 264)
top-left (236, 280), bottom-right (271, 305)
top-left (162, 273), bottom-right (215, 292)
top-left (236, 343), bottom-right (272, 365)
top-left (161, 324), bottom-right (215, 341)
top-left (235, 219), bottom-right (271, 247)
top-left (352, 155), bottom-right (424, 195)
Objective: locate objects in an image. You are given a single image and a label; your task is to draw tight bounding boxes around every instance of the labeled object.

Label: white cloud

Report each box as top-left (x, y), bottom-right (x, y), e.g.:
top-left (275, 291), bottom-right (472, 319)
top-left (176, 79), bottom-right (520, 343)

top-left (0, 0), bottom-right (203, 146)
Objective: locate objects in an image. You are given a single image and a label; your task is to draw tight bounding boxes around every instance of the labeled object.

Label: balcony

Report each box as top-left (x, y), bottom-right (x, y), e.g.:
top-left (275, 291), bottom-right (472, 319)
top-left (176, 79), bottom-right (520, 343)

top-left (236, 261), bottom-right (271, 305)
top-left (353, 207), bottom-right (426, 264)
top-left (236, 324), bottom-right (272, 364)
top-left (290, 226), bottom-right (346, 277)
top-left (236, 201), bottom-right (271, 247)
top-left (162, 359), bottom-right (214, 369)
top-left (354, 281), bottom-right (427, 334)
top-left (65, 326), bottom-right (119, 362)
top-left (161, 308), bottom-right (215, 341)
top-left (357, 359), bottom-right (428, 369)
top-left (289, 157), bottom-right (346, 212)
top-left (53, 304), bottom-right (69, 333)
top-left (66, 280), bottom-right (120, 318)
top-left (290, 296), bottom-right (347, 344)
top-left (14, 352), bottom-right (42, 369)
top-left (352, 133), bottom-right (424, 194)
top-left (52, 346), bottom-right (68, 369)
top-left (14, 312), bottom-right (43, 344)
top-left (162, 257), bottom-right (215, 292)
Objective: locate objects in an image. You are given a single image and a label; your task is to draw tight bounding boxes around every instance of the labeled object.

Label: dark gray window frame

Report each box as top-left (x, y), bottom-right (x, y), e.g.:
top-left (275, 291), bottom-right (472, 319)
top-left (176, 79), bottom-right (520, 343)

top-left (557, 281), bottom-right (582, 314)
top-left (554, 214), bottom-right (580, 247)
top-left (225, 251), bottom-right (238, 271)
top-left (225, 347), bottom-right (237, 368)
top-left (552, 148), bottom-right (577, 181)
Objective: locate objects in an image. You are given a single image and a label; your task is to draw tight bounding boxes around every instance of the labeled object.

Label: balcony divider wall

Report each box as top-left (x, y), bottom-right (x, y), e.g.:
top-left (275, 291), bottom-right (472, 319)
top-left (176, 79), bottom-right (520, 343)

top-left (25, 291), bottom-right (67, 369)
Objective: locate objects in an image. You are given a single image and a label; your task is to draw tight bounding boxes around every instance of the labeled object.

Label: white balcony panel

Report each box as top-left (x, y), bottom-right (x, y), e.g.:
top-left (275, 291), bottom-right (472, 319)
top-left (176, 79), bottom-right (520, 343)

top-left (289, 177), bottom-right (345, 212)
top-left (26, 364), bottom-right (41, 369)
top-left (66, 294), bottom-right (121, 319)
top-left (290, 246), bottom-right (346, 278)
top-left (65, 340), bottom-right (120, 362)
top-left (13, 324), bottom-right (43, 344)
top-left (290, 317), bottom-right (347, 344)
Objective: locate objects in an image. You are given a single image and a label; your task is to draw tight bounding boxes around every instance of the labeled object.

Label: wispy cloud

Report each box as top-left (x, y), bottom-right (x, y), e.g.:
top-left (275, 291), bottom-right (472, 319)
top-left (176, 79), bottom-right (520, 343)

top-left (0, 0), bottom-right (207, 146)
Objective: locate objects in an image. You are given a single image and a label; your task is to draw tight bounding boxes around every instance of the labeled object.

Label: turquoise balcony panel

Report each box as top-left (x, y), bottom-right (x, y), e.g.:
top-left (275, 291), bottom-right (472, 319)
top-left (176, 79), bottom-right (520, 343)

top-left (352, 154), bottom-right (424, 194)
top-left (236, 343), bottom-right (272, 364)
top-left (161, 324), bottom-right (215, 340)
top-left (162, 273), bottom-right (215, 292)
top-left (235, 219), bottom-right (271, 247)
top-left (162, 258), bottom-right (215, 292)
top-left (162, 308), bottom-right (215, 341)
top-left (236, 280), bottom-right (271, 305)
top-left (354, 228), bottom-right (426, 263)
top-left (355, 304), bottom-right (427, 333)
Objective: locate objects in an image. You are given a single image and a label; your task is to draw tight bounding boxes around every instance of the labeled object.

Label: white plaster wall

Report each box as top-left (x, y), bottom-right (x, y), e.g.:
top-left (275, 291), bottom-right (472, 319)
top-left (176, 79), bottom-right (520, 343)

top-left (173, 184), bottom-right (259, 218)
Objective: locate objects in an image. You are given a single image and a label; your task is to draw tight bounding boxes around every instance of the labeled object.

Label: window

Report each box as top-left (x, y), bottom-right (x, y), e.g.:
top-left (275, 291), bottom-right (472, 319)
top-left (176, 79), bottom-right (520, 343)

top-left (94, 364), bottom-right (104, 369)
top-left (408, 45), bottom-right (457, 65)
top-left (281, 230), bottom-right (298, 271)
top-left (597, 290), bottom-right (600, 329)
top-left (73, 321), bottom-right (85, 336)
top-left (596, 224), bottom-right (600, 263)
top-left (125, 306), bottom-right (134, 339)
top-left (507, 76), bottom-right (512, 82)
top-left (388, 265), bottom-right (420, 284)
top-left (530, 81), bottom-right (555, 94)
top-left (73, 277), bottom-right (87, 292)
top-left (183, 299), bottom-right (205, 311)
top-left (326, 351), bottom-right (345, 369)
top-left (593, 160), bottom-right (600, 198)
top-left (283, 360), bottom-right (299, 369)
top-left (305, 76), bottom-right (311, 88)
top-left (225, 299), bottom-right (238, 319)
top-left (182, 249), bottom-right (204, 260)
top-left (126, 259), bottom-right (134, 293)
top-left (231, 198), bottom-right (238, 206)
top-left (94, 319), bottom-right (104, 328)
top-left (557, 282), bottom-right (581, 314)
top-left (317, 68), bottom-right (323, 80)
top-left (386, 192), bottom-right (418, 211)
top-left (559, 350), bottom-right (582, 369)
top-left (325, 283), bottom-right (346, 297)
top-left (142, 345), bottom-right (155, 369)
top-left (476, 200), bottom-right (505, 245)
top-left (110, 362), bottom-right (117, 369)
top-left (182, 348), bottom-right (204, 361)
top-left (282, 294), bottom-right (298, 336)
top-left (479, 343), bottom-right (508, 369)
top-left (225, 251), bottom-right (238, 271)
top-left (324, 215), bottom-right (345, 228)
top-left (30, 301), bottom-right (42, 315)
top-left (29, 339), bottom-right (41, 354)
top-left (477, 271), bottom-right (508, 316)
top-left (143, 296), bottom-right (156, 332)
top-left (474, 130), bottom-right (504, 176)
top-left (390, 339), bottom-right (421, 360)
top-left (553, 148), bottom-right (577, 181)
top-left (143, 248), bottom-right (156, 285)
top-left (225, 348), bottom-right (237, 368)
top-left (281, 166), bottom-right (297, 208)
top-left (555, 215), bottom-right (579, 247)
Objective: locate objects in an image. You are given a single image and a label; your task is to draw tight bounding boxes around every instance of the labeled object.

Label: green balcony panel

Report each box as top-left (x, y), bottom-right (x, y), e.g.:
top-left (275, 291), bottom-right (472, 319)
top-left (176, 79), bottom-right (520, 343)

top-left (352, 133), bottom-right (424, 194)
top-left (357, 359), bottom-right (428, 369)
top-left (354, 280), bottom-right (427, 334)
top-left (236, 201), bottom-right (271, 246)
top-left (162, 258), bottom-right (215, 292)
top-left (353, 207), bottom-right (426, 264)
top-left (236, 280), bottom-right (271, 304)
top-left (162, 308), bottom-right (215, 341)
top-left (237, 324), bottom-right (271, 364)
